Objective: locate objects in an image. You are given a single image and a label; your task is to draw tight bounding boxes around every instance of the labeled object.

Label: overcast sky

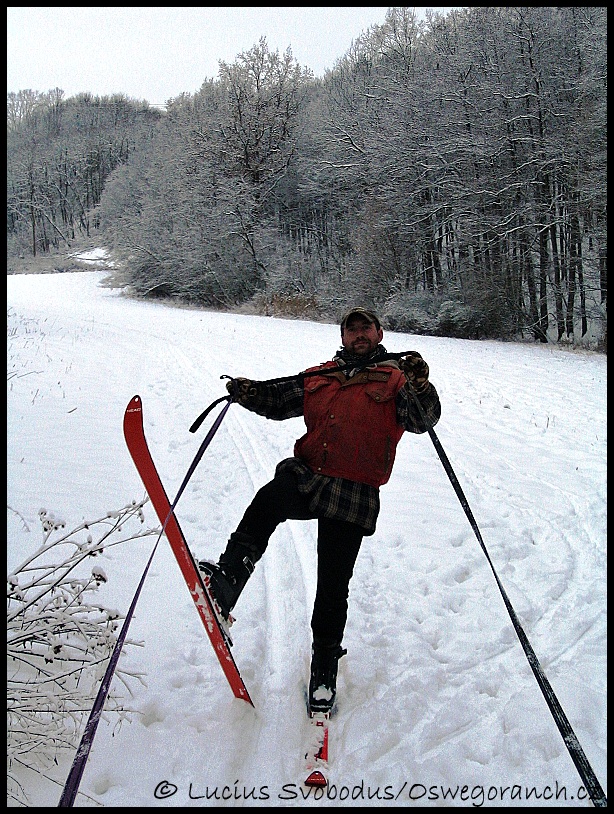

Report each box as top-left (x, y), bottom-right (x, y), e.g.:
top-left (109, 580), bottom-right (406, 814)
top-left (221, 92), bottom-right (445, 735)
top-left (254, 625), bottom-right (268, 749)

top-left (8, 7), bottom-right (460, 107)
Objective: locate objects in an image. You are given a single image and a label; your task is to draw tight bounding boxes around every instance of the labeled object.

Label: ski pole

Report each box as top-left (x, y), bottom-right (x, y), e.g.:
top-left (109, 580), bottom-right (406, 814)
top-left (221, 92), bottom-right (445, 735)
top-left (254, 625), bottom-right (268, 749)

top-left (404, 382), bottom-right (607, 808)
top-left (175, 396), bottom-right (233, 508)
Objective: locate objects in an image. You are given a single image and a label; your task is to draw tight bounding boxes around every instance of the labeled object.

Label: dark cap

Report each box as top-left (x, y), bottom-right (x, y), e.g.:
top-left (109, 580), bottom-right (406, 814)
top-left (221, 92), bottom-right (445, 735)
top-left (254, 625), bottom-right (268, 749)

top-left (340, 307), bottom-right (381, 332)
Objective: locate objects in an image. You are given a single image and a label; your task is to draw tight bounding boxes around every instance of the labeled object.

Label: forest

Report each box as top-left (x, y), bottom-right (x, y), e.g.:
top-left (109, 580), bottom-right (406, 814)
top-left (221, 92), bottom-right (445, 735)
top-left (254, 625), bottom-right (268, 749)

top-left (7, 7), bottom-right (607, 347)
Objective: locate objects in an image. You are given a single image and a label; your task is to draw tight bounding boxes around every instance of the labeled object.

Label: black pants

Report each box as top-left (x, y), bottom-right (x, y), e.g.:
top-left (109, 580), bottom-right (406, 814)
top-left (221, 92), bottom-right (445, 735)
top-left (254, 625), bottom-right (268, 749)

top-left (235, 470), bottom-right (364, 644)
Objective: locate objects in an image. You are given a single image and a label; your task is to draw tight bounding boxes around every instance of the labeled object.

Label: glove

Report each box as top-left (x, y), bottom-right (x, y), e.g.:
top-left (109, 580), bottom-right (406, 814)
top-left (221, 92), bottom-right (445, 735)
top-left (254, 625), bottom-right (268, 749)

top-left (399, 352), bottom-right (430, 394)
top-left (226, 377), bottom-right (257, 405)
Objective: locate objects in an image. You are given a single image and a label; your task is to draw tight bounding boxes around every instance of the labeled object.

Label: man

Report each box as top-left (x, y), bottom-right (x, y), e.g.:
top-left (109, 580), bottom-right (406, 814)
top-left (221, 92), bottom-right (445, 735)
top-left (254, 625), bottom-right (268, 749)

top-left (199, 307), bottom-right (441, 714)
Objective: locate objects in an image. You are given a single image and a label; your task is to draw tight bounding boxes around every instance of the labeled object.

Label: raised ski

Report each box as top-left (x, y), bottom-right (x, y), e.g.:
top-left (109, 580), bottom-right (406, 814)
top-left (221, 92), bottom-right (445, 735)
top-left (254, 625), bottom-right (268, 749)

top-left (123, 395), bottom-right (253, 706)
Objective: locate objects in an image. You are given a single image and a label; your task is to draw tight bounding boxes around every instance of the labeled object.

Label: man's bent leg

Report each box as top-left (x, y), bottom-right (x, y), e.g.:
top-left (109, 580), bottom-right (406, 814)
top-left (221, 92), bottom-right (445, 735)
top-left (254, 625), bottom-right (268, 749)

top-left (200, 470), bottom-right (313, 619)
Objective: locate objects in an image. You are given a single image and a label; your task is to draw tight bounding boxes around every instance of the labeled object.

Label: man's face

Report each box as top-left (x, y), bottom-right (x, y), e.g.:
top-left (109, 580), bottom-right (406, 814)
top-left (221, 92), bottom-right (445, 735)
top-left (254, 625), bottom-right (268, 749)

top-left (341, 317), bottom-right (383, 356)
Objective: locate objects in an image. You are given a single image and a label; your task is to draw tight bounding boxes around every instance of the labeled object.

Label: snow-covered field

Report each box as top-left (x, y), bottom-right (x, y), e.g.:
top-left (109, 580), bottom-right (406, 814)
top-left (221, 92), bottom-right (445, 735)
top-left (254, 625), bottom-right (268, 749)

top-left (7, 266), bottom-right (607, 807)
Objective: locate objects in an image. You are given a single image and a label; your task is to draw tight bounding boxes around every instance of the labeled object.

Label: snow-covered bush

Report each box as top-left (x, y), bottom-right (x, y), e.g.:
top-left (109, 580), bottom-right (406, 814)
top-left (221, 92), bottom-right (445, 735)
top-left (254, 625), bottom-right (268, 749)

top-left (7, 499), bottom-right (160, 800)
top-left (383, 292), bottom-right (440, 334)
top-left (436, 299), bottom-right (486, 339)
top-left (383, 291), bottom-right (509, 339)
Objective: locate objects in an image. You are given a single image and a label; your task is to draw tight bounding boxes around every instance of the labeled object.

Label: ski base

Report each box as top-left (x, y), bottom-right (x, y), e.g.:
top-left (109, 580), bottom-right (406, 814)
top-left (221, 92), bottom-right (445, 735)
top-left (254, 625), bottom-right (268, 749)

top-left (304, 712), bottom-right (330, 787)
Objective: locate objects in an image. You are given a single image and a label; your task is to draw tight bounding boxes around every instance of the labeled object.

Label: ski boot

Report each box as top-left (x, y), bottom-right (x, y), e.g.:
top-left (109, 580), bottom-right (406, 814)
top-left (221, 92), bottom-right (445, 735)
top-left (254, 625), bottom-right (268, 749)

top-left (308, 638), bottom-right (347, 715)
top-left (198, 532), bottom-right (261, 623)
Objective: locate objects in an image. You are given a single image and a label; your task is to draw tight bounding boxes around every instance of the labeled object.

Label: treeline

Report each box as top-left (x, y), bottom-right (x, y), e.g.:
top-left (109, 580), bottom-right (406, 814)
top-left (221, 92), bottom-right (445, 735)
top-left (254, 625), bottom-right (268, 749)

top-left (7, 8), bottom-right (607, 346)
top-left (7, 89), bottom-right (161, 256)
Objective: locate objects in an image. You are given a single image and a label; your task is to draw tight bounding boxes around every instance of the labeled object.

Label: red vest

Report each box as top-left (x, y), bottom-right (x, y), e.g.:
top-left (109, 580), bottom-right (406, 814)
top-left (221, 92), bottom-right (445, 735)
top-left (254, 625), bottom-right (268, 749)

top-left (294, 362), bottom-right (406, 487)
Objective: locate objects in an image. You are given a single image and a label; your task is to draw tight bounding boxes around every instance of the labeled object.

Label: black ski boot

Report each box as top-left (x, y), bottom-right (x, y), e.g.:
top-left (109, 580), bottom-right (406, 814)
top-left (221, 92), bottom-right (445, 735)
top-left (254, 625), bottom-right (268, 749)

top-left (308, 638), bottom-right (347, 715)
top-left (198, 532), bottom-right (261, 622)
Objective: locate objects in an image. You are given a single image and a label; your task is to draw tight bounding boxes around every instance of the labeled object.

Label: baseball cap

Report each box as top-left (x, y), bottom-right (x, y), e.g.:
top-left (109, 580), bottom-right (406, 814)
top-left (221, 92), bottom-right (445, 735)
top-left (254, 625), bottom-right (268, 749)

top-left (340, 307), bottom-right (381, 332)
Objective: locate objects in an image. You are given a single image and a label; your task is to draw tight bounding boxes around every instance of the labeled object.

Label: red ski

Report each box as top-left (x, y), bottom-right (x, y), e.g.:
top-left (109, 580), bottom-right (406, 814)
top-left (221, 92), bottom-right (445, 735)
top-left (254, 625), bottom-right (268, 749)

top-left (123, 395), bottom-right (253, 706)
top-left (304, 712), bottom-right (330, 787)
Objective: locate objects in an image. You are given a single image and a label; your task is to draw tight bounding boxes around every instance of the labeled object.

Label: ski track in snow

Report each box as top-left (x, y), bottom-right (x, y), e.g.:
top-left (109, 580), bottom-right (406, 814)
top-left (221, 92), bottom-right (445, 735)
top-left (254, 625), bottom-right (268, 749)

top-left (7, 270), bottom-right (606, 807)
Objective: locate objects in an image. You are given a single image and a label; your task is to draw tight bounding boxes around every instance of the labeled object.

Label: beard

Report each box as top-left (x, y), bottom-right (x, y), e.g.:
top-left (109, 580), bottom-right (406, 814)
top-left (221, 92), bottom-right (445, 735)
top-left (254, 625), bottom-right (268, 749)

top-left (348, 337), bottom-right (377, 356)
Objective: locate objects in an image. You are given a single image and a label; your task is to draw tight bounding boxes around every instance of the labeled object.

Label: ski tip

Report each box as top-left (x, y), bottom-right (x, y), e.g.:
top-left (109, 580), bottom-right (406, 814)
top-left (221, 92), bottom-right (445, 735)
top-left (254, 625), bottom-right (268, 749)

top-left (304, 770), bottom-right (327, 788)
top-left (125, 395), bottom-right (142, 412)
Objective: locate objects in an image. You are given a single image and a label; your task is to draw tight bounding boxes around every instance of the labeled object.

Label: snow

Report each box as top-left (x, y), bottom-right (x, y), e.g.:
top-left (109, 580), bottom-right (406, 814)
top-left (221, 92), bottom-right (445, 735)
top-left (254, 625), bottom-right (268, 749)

top-left (7, 269), bottom-right (607, 807)
top-left (69, 247), bottom-right (117, 267)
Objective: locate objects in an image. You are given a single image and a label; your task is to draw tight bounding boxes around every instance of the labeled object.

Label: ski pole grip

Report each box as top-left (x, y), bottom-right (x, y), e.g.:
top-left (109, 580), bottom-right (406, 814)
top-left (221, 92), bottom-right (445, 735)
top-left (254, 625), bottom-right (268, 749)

top-left (220, 374), bottom-right (241, 403)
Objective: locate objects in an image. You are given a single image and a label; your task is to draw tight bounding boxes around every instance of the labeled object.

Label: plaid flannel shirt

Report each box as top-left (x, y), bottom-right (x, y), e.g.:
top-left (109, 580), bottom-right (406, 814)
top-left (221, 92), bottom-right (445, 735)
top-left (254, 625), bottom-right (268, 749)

top-left (238, 361), bottom-right (441, 535)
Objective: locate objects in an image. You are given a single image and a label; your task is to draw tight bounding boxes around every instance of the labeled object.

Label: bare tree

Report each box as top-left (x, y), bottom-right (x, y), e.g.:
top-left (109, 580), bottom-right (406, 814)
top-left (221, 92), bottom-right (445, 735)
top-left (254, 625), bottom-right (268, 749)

top-left (7, 500), bottom-right (159, 804)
